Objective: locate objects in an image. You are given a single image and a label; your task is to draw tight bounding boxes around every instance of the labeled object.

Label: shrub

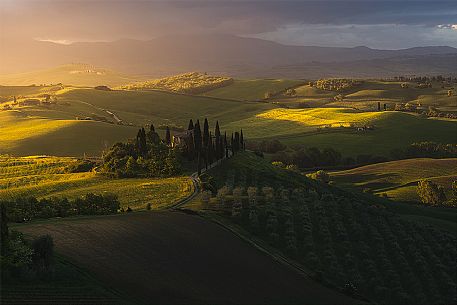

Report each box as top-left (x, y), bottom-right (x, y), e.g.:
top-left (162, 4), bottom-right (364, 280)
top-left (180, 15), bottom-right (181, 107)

top-left (309, 170), bottom-right (330, 183)
top-left (31, 235), bottom-right (54, 273)
top-left (417, 180), bottom-right (447, 206)
top-left (65, 159), bottom-right (96, 173)
top-left (200, 191), bottom-right (211, 208)
top-left (271, 161), bottom-right (285, 168)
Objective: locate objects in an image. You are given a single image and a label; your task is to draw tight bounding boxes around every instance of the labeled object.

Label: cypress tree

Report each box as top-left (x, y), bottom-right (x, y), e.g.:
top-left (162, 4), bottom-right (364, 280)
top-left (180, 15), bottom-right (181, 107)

top-left (203, 118), bottom-right (209, 149)
top-left (234, 132), bottom-right (240, 152)
top-left (141, 128), bottom-right (147, 155)
top-left (194, 120), bottom-right (202, 152)
top-left (209, 134), bottom-right (215, 165)
top-left (194, 120), bottom-right (202, 175)
top-left (220, 137), bottom-right (225, 160)
top-left (377, 102), bottom-right (381, 111)
top-left (188, 119), bottom-right (194, 130)
top-left (186, 119), bottom-right (195, 160)
top-left (215, 121), bottom-right (221, 160)
top-left (224, 132), bottom-right (228, 158)
top-left (240, 129), bottom-right (244, 150)
top-left (231, 133), bottom-right (235, 155)
top-left (150, 123), bottom-right (155, 132)
top-left (165, 126), bottom-right (171, 146)
top-left (136, 128), bottom-right (147, 156)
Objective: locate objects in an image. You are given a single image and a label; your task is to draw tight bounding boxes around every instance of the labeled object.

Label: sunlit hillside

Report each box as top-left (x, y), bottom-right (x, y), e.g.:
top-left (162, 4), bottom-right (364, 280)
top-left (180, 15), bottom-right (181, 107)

top-left (120, 72), bottom-right (234, 94)
top-left (203, 79), bottom-right (304, 101)
top-left (0, 156), bottom-right (193, 209)
top-left (0, 64), bottom-right (145, 87)
top-left (0, 78), bottom-right (456, 157)
top-left (331, 158), bottom-right (457, 202)
top-left (0, 111), bottom-right (137, 156)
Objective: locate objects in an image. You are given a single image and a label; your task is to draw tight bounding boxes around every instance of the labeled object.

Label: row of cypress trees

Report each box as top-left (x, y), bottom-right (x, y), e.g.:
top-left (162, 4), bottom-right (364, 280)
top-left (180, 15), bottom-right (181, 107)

top-left (133, 118), bottom-right (245, 174)
top-left (187, 118), bottom-right (244, 174)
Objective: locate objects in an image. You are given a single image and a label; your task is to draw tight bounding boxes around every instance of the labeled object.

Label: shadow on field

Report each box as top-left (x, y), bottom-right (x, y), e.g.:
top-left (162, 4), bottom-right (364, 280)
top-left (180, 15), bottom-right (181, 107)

top-left (17, 211), bottom-right (358, 305)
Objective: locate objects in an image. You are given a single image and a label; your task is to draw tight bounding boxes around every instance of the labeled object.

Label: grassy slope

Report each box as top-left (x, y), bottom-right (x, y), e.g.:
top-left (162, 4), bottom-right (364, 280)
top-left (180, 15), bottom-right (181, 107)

top-left (0, 156), bottom-right (193, 210)
top-left (331, 158), bottom-right (457, 202)
top-left (1, 79), bottom-right (456, 157)
top-left (259, 111), bottom-right (457, 156)
top-left (0, 64), bottom-right (144, 87)
top-left (0, 111), bottom-right (137, 157)
top-left (204, 152), bottom-right (457, 232)
top-left (204, 79), bottom-right (304, 101)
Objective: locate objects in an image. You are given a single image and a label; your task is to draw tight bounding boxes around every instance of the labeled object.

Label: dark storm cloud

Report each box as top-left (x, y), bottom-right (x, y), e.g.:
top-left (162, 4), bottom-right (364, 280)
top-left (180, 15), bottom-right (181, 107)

top-left (2, 0), bottom-right (457, 48)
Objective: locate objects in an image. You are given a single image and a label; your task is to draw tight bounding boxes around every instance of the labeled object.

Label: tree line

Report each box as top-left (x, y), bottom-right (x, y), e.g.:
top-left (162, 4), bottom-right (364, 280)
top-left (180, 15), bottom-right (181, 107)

top-left (1, 204), bottom-right (55, 281)
top-left (1, 193), bottom-right (120, 223)
top-left (249, 140), bottom-right (457, 170)
top-left (202, 182), bottom-right (456, 305)
top-left (102, 118), bottom-right (245, 177)
top-left (184, 118), bottom-right (245, 174)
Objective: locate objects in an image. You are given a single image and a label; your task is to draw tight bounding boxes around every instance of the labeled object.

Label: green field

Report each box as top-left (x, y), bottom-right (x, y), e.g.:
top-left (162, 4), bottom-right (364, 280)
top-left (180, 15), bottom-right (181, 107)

top-left (331, 158), bottom-right (457, 202)
top-left (259, 111), bottom-right (456, 156)
top-left (272, 81), bottom-right (457, 111)
top-left (0, 156), bottom-right (193, 210)
top-left (0, 78), bottom-right (456, 157)
top-left (204, 79), bottom-right (304, 101)
top-left (0, 111), bottom-right (137, 156)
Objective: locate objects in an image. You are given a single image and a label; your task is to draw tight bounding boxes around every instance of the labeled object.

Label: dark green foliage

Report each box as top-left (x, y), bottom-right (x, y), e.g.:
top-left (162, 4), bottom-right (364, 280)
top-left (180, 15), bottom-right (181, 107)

top-left (203, 118), bottom-right (210, 149)
top-left (240, 129), bottom-right (244, 150)
top-left (234, 132), bottom-right (240, 152)
top-left (102, 130), bottom-right (181, 178)
top-left (417, 180), bottom-right (447, 206)
top-left (1, 203), bottom-right (9, 257)
top-left (247, 139), bottom-right (286, 153)
top-left (165, 126), bottom-right (171, 146)
top-left (31, 235), bottom-right (54, 273)
top-left (215, 121), bottom-right (221, 159)
top-left (1, 222), bottom-right (55, 281)
top-left (193, 120), bottom-right (202, 152)
top-left (209, 154), bottom-right (456, 305)
top-left (65, 159), bottom-right (96, 173)
top-left (2, 193), bottom-right (120, 223)
top-left (136, 128), bottom-right (147, 156)
top-left (392, 142), bottom-right (457, 159)
top-left (272, 146), bottom-right (343, 168)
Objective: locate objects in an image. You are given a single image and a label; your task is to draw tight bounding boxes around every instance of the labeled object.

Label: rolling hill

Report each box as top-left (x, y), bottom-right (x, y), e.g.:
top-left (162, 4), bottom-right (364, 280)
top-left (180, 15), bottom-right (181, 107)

top-left (0, 156), bottom-right (193, 209)
top-left (1, 80), bottom-right (456, 157)
top-left (0, 64), bottom-right (145, 87)
top-left (1, 34), bottom-right (456, 78)
top-left (331, 158), bottom-right (457, 202)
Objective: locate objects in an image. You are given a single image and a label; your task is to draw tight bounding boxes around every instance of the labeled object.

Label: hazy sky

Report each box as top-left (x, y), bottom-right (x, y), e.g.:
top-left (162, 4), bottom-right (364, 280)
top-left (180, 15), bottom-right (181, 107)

top-left (2, 0), bottom-right (457, 49)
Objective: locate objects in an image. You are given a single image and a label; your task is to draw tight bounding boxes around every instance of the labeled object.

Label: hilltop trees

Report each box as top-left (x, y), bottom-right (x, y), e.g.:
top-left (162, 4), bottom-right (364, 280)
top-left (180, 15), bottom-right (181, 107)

top-left (103, 118), bottom-right (243, 177)
top-left (184, 118), bottom-right (244, 174)
top-left (417, 180), bottom-right (447, 206)
top-left (314, 79), bottom-right (362, 91)
top-left (103, 124), bottom-right (181, 177)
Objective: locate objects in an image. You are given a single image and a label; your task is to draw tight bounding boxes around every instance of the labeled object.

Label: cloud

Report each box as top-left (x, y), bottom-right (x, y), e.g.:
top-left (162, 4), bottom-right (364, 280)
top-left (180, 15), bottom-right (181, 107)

top-left (437, 24), bottom-right (457, 30)
top-left (2, 1), bottom-right (457, 48)
top-left (248, 23), bottom-right (457, 49)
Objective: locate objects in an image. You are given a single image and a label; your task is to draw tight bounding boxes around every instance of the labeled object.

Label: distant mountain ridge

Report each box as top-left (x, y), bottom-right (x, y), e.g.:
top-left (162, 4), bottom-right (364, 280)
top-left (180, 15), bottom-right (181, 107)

top-left (1, 34), bottom-right (456, 78)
